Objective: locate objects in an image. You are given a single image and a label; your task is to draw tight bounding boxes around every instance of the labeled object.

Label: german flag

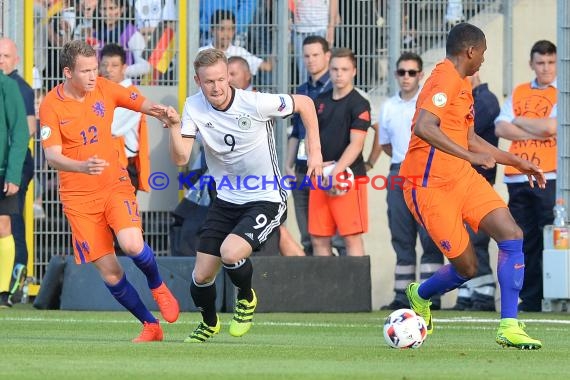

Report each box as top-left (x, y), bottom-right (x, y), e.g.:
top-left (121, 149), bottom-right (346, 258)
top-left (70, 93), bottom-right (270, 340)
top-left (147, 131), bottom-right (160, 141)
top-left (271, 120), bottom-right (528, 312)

top-left (147, 23), bottom-right (175, 74)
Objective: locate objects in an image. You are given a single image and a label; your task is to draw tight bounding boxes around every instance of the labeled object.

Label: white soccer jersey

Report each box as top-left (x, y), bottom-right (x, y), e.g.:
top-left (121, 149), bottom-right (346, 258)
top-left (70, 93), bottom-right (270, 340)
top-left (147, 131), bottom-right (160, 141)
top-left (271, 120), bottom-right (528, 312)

top-left (181, 88), bottom-right (294, 205)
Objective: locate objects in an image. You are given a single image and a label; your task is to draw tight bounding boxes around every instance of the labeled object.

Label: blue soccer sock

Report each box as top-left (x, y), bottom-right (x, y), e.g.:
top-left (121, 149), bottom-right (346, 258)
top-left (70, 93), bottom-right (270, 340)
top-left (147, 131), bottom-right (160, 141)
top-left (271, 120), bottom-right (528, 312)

top-left (497, 239), bottom-right (524, 319)
top-left (130, 243), bottom-right (163, 290)
top-left (105, 274), bottom-right (157, 324)
top-left (418, 264), bottom-right (469, 300)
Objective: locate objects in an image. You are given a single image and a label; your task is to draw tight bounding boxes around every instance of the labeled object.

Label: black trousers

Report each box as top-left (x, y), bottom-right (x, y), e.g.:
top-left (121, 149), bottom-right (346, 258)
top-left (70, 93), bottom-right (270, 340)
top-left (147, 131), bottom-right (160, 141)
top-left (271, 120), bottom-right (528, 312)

top-left (507, 179), bottom-right (556, 311)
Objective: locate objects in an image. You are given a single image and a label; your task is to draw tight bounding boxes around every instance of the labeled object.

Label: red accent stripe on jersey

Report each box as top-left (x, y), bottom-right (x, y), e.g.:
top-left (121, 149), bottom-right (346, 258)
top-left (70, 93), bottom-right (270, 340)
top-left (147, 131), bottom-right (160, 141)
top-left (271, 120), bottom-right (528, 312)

top-left (358, 110), bottom-right (371, 121)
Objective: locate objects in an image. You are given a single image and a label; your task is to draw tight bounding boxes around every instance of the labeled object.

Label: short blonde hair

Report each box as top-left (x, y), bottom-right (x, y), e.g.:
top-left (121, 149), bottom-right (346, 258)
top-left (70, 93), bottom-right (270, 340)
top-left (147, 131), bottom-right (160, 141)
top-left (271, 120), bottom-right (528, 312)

top-left (194, 49), bottom-right (228, 74)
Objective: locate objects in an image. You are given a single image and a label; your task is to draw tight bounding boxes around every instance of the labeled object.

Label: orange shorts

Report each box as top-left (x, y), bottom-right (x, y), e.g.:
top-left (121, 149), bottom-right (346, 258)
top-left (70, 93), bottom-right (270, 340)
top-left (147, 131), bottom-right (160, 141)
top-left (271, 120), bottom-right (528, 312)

top-left (63, 180), bottom-right (141, 264)
top-left (403, 170), bottom-right (506, 259)
top-left (308, 178), bottom-right (368, 237)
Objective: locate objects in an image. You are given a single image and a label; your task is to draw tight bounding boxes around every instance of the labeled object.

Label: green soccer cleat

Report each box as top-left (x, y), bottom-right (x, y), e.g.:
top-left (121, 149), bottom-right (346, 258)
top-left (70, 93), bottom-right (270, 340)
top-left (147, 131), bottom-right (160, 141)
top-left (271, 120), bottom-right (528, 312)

top-left (229, 289), bottom-right (258, 337)
top-left (405, 282), bottom-right (433, 335)
top-left (496, 318), bottom-right (542, 350)
top-left (9, 264), bottom-right (27, 304)
top-left (184, 316), bottom-right (221, 343)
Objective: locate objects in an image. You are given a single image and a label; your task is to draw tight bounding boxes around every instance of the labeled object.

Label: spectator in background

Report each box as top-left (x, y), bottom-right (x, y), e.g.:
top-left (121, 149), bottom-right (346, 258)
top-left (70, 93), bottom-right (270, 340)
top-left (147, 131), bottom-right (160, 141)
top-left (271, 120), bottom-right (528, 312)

top-left (378, 52), bottom-right (443, 310)
top-left (310, 48), bottom-right (371, 256)
top-left (44, 0), bottom-right (77, 89)
top-left (494, 40), bottom-right (558, 312)
top-left (199, 0), bottom-right (256, 47)
top-left (228, 56), bottom-right (254, 91)
top-left (73, 0), bottom-right (98, 43)
top-left (292, 0), bottom-right (339, 83)
top-left (0, 38), bottom-right (37, 305)
top-left (451, 71), bottom-right (499, 312)
top-left (0, 72), bottom-right (29, 308)
top-left (286, 35), bottom-right (342, 256)
top-left (132, 0), bottom-right (177, 38)
top-left (33, 0), bottom-right (49, 85)
top-left (100, 43), bottom-right (150, 194)
top-left (246, 0), bottom-right (274, 87)
top-left (199, 9), bottom-right (272, 77)
top-left (96, 0), bottom-right (152, 78)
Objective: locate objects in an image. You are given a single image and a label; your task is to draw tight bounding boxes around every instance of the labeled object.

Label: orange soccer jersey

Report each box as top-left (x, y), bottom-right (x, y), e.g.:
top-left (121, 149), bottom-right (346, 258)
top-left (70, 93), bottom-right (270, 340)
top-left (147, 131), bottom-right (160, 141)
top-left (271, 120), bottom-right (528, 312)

top-left (39, 77), bottom-right (146, 203)
top-left (399, 59), bottom-right (506, 258)
top-left (399, 58), bottom-right (475, 187)
top-left (39, 77), bottom-right (147, 263)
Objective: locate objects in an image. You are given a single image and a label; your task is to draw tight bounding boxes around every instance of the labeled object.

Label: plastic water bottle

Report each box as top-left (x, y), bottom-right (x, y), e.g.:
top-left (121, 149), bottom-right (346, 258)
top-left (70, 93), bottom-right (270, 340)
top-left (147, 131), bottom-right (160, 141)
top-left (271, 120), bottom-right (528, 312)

top-left (553, 199), bottom-right (569, 249)
top-left (553, 199), bottom-right (567, 226)
top-left (21, 280), bottom-right (29, 304)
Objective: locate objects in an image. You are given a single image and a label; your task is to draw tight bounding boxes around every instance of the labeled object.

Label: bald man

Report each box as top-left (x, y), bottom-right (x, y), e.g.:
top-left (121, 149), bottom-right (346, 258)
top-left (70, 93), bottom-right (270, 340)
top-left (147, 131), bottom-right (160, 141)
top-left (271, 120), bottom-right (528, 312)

top-left (0, 37), bottom-right (35, 305)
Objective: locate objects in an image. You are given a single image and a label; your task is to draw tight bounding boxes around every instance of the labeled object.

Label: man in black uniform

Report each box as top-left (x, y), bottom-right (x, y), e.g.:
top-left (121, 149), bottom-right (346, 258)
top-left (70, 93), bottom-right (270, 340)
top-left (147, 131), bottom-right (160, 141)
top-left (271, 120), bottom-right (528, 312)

top-left (309, 48), bottom-right (371, 256)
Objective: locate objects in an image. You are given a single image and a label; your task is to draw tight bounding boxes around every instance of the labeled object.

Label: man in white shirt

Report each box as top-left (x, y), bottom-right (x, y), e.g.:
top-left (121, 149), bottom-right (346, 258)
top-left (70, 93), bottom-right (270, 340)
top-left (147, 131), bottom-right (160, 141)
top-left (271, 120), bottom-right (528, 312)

top-left (378, 52), bottom-right (443, 310)
top-left (165, 48), bottom-right (322, 342)
top-left (199, 9), bottom-right (272, 77)
top-left (100, 43), bottom-right (150, 193)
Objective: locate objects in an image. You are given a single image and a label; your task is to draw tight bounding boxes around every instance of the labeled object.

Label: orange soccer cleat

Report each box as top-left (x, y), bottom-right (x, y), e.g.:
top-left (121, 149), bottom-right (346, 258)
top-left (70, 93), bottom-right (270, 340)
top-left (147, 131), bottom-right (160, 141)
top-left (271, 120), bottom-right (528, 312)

top-left (151, 282), bottom-right (180, 323)
top-left (132, 321), bottom-right (163, 343)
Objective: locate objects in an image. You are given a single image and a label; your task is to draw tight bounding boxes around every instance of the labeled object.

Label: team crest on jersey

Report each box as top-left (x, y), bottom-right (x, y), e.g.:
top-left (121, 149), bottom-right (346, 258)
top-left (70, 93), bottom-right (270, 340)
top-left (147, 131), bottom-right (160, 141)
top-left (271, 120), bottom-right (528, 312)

top-left (130, 92), bottom-right (138, 100)
top-left (440, 240), bottom-right (452, 252)
top-left (432, 92), bottom-right (447, 107)
top-left (238, 115), bottom-right (252, 130)
top-left (40, 125), bottom-right (51, 140)
top-left (92, 101), bottom-right (106, 117)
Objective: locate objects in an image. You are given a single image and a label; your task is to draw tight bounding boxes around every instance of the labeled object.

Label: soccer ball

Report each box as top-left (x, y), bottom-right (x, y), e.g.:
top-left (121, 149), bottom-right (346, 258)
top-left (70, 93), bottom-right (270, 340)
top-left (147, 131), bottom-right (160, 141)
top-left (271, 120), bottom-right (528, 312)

top-left (383, 308), bottom-right (428, 349)
top-left (322, 163), bottom-right (354, 195)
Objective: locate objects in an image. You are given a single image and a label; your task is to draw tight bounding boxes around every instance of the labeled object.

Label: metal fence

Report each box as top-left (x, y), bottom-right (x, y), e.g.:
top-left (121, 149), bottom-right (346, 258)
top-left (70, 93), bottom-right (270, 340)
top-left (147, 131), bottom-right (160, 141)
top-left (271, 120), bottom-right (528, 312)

top-left (3, 0), bottom-right (562, 284)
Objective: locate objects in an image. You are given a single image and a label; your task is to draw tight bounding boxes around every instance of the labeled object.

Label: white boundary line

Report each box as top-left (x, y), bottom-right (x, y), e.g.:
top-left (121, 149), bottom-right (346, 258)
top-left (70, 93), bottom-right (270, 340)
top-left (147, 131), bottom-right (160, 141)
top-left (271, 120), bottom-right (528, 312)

top-left (1, 316), bottom-right (570, 326)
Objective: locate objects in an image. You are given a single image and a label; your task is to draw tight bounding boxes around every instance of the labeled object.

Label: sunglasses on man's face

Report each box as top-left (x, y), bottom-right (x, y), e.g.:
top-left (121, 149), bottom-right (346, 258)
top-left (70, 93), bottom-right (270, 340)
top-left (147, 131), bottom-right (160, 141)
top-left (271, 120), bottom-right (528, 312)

top-left (396, 69), bottom-right (420, 77)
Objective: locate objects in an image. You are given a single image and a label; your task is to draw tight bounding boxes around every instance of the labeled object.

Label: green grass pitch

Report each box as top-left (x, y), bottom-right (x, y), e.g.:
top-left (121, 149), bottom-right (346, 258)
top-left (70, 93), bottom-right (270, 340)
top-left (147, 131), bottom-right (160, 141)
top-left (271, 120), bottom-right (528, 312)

top-left (1, 306), bottom-right (569, 379)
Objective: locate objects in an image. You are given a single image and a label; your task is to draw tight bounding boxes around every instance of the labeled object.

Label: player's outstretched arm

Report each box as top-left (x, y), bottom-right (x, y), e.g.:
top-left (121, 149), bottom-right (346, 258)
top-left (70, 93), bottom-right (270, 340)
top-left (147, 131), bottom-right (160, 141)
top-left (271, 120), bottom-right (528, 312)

top-left (513, 159), bottom-right (546, 189)
top-left (168, 126), bottom-right (194, 166)
top-left (414, 109), bottom-right (494, 167)
top-left (291, 94), bottom-right (323, 178)
top-left (468, 130), bottom-right (546, 189)
top-left (44, 145), bottom-right (109, 175)
top-left (141, 100), bottom-right (181, 126)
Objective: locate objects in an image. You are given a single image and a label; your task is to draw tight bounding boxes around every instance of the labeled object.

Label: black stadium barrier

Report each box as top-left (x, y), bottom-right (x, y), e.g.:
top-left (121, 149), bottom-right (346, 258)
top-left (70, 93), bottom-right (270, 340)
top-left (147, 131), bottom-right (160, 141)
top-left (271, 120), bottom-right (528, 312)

top-left (35, 256), bottom-right (371, 313)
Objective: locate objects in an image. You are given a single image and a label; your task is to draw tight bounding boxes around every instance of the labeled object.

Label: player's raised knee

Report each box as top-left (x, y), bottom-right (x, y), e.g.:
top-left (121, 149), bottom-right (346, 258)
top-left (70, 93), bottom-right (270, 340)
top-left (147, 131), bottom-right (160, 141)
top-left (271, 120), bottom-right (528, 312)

top-left (120, 240), bottom-right (145, 256)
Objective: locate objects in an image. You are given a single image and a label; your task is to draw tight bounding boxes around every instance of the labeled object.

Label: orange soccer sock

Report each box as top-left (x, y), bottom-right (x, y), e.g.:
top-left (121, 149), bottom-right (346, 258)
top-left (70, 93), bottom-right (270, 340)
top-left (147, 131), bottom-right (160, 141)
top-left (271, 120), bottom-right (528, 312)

top-left (0, 235), bottom-right (16, 293)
